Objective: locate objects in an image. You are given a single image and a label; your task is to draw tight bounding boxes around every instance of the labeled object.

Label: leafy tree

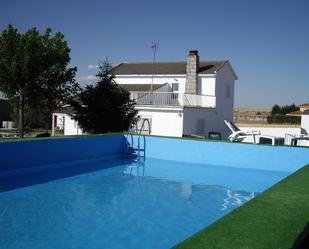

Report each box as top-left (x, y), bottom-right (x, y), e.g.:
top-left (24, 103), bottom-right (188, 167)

top-left (281, 104), bottom-right (299, 115)
top-left (70, 61), bottom-right (138, 134)
top-left (268, 103), bottom-right (300, 124)
top-left (271, 104), bottom-right (299, 115)
top-left (271, 104), bottom-right (281, 115)
top-left (0, 25), bottom-right (80, 137)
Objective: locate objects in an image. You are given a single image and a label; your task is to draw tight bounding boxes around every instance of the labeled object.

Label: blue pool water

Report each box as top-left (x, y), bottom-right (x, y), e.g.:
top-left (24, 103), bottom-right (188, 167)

top-left (0, 157), bottom-right (290, 249)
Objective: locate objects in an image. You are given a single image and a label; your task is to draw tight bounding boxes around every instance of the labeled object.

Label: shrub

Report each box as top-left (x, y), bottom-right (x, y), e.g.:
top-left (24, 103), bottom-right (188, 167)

top-left (267, 114), bottom-right (301, 124)
top-left (271, 104), bottom-right (299, 115)
top-left (36, 132), bottom-right (51, 137)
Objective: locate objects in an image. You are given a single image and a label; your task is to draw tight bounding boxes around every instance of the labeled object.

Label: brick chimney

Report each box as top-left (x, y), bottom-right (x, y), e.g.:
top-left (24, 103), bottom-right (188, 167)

top-left (185, 50), bottom-right (199, 94)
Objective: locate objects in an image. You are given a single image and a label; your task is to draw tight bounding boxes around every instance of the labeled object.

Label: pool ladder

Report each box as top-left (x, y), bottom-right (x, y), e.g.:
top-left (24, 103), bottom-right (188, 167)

top-left (126, 119), bottom-right (151, 161)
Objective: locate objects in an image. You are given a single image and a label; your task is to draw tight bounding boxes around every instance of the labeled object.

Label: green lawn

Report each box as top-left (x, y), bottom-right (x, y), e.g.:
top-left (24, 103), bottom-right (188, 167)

top-left (174, 164), bottom-right (309, 249)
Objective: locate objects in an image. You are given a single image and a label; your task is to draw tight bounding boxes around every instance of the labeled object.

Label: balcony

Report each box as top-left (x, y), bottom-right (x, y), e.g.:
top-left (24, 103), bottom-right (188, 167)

top-left (130, 92), bottom-right (216, 108)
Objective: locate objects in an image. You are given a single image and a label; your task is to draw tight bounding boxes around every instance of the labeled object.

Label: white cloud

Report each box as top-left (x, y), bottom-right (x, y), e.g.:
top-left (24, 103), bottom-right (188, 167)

top-left (87, 64), bottom-right (99, 69)
top-left (77, 75), bottom-right (97, 81)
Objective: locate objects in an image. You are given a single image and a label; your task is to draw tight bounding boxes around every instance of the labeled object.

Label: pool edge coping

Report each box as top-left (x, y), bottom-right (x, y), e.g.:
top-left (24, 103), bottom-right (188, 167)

top-left (1, 132), bottom-right (308, 149)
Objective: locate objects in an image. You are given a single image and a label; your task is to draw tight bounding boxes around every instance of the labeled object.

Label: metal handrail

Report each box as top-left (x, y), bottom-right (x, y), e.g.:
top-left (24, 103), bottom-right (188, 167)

top-left (137, 118), bottom-right (150, 160)
top-left (125, 119), bottom-right (136, 153)
top-left (138, 118), bottom-right (151, 135)
top-left (125, 118), bottom-right (150, 160)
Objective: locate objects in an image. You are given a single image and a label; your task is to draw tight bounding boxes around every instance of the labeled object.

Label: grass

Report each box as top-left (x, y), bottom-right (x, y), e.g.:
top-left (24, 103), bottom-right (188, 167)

top-left (173, 164), bottom-right (309, 249)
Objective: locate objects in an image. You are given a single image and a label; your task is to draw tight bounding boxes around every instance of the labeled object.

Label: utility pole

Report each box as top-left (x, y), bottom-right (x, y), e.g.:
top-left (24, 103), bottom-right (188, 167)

top-left (150, 43), bottom-right (159, 92)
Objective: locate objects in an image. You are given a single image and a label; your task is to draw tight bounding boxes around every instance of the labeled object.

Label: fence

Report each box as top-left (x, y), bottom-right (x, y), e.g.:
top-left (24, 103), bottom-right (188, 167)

top-left (130, 92), bottom-right (216, 108)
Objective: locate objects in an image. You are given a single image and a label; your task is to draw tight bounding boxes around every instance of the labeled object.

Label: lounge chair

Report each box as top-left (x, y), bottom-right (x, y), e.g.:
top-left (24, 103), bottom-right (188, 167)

top-left (287, 130), bottom-right (309, 146)
top-left (224, 120), bottom-right (283, 145)
top-left (224, 120), bottom-right (260, 143)
top-left (257, 135), bottom-right (284, 146)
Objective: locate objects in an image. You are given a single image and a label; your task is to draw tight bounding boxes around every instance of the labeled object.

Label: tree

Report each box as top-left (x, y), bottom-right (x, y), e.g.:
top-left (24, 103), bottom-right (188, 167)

top-left (271, 104), bottom-right (299, 115)
top-left (268, 103), bottom-right (300, 124)
top-left (271, 104), bottom-right (281, 115)
top-left (0, 25), bottom-right (80, 137)
top-left (281, 103), bottom-right (299, 115)
top-left (70, 61), bottom-right (138, 134)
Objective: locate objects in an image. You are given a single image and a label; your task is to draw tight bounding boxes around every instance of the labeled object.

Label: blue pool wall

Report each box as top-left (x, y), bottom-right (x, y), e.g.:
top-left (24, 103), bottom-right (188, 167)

top-left (1, 134), bottom-right (309, 174)
top-left (131, 135), bottom-right (309, 172)
top-left (0, 135), bottom-right (126, 172)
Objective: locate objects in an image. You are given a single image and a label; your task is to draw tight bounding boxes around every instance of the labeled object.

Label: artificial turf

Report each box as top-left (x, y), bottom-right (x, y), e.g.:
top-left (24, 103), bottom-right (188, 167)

top-left (174, 164), bottom-right (309, 249)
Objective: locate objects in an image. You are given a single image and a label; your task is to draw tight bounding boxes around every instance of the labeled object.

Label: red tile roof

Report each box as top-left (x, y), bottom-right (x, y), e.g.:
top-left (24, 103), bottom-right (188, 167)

top-left (300, 102), bottom-right (309, 107)
top-left (286, 110), bottom-right (303, 116)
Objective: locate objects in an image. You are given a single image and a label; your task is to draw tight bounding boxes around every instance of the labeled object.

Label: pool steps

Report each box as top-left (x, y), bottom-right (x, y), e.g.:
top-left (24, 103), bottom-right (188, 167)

top-left (125, 118), bottom-right (150, 161)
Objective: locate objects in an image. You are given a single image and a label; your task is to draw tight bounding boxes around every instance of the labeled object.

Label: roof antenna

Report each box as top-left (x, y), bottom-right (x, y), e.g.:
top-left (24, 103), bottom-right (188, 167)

top-left (150, 42), bottom-right (159, 92)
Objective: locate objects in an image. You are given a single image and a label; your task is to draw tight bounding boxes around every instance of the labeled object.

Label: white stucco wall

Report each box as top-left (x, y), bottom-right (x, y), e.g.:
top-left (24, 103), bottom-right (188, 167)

top-left (239, 126), bottom-right (301, 138)
top-left (182, 108), bottom-right (230, 139)
top-left (63, 114), bottom-right (83, 136)
top-left (137, 107), bottom-right (183, 137)
top-left (198, 76), bottom-right (216, 96)
top-left (181, 63), bottom-right (235, 140)
top-left (215, 63), bottom-right (235, 123)
top-left (57, 109), bottom-right (183, 137)
top-left (52, 113), bottom-right (66, 130)
top-left (115, 74), bottom-right (218, 97)
top-left (114, 75), bottom-right (186, 93)
top-left (237, 126), bottom-right (309, 146)
top-left (301, 114), bottom-right (309, 135)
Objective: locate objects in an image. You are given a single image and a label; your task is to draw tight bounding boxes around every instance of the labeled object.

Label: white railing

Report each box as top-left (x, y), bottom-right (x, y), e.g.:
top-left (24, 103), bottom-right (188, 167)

top-left (131, 92), bottom-right (180, 106)
top-left (130, 92), bottom-right (216, 108)
top-left (183, 94), bottom-right (216, 108)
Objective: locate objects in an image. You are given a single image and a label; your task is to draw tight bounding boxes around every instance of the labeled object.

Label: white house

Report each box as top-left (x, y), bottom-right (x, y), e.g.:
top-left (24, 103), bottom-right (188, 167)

top-left (52, 109), bottom-right (83, 136)
top-left (52, 50), bottom-right (237, 139)
top-left (301, 110), bottom-right (309, 135)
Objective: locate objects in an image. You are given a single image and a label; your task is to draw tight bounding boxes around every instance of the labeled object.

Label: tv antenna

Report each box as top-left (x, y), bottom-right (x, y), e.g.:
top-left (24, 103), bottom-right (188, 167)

top-left (150, 42), bottom-right (159, 92)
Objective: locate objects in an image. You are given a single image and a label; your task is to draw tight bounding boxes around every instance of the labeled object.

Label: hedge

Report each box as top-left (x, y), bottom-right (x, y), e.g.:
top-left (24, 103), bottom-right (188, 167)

top-left (267, 114), bottom-right (301, 124)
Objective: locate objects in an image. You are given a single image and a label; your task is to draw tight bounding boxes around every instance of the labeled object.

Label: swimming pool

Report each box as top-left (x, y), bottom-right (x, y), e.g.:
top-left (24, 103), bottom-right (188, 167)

top-left (1, 135), bottom-right (309, 249)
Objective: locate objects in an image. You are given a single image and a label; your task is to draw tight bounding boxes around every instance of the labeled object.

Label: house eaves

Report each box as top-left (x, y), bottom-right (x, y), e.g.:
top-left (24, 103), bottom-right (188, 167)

top-left (214, 60), bottom-right (238, 80)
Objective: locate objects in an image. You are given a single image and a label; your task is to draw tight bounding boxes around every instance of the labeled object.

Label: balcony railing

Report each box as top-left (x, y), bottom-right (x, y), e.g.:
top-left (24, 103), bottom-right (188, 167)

top-left (130, 92), bottom-right (216, 108)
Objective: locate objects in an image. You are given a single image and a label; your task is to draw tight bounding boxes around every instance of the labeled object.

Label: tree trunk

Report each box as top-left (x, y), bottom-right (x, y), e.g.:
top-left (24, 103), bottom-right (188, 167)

top-left (19, 93), bottom-right (24, 138)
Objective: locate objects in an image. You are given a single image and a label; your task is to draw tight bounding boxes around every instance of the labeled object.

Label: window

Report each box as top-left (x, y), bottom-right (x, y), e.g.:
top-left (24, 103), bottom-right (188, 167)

top-left (226, 85), bottom-right (231, 98)
top-left (172, 83), bottom-right (179, 92)
top-left (196, 119), bottom-right (205, 134)
top-left (59, 116), bottom-right (65, 130)
top-left (171, 92), bottom-right (178, 100)
top-left (54, 115), bottom-right (57, 127)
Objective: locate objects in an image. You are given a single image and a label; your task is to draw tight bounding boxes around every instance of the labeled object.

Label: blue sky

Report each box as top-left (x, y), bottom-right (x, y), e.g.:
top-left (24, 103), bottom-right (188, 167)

top-left (1, 0), bottom-right (308, 107)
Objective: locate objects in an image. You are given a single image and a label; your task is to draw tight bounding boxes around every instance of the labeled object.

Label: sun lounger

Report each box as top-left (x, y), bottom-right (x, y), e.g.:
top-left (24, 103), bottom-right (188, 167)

top-left (224, 120), bottom-right (283, 146)
top-left (258, 135), bottom-right (285, 146)
top-left (224, 120), bottom-right (260, 143)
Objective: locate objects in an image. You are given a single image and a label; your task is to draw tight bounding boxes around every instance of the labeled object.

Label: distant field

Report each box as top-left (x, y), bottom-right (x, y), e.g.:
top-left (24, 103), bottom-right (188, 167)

top-left (234, 107), bottom-right (271, 115)
top-left (233, 107), bottom-right (300, 126)
top-left (234, 107), bottom-right (271, 125)
top-left (235, 122), bottom-right (300, 128)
